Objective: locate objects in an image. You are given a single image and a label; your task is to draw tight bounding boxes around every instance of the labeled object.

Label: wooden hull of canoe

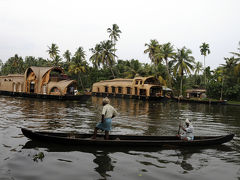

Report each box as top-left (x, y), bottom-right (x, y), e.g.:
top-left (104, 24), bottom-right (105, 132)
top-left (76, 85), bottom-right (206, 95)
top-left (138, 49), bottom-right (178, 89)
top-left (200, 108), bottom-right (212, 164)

top-left (22, 128), bottom-right (234, 147)
top-left (21, 128), bottom-right (234, 147)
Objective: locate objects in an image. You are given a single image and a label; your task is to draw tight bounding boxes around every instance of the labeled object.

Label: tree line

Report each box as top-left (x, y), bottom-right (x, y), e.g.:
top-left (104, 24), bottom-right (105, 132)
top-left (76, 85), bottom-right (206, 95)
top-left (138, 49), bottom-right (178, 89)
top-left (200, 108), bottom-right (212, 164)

top-left (0, 24), bottom-right (239, 100)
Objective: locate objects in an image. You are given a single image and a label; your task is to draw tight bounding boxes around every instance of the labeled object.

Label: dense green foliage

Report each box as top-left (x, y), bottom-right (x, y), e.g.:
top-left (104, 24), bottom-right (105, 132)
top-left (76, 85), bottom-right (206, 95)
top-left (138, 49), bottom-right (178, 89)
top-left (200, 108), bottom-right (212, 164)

top-left (0, 24), bottom-right (240, 100)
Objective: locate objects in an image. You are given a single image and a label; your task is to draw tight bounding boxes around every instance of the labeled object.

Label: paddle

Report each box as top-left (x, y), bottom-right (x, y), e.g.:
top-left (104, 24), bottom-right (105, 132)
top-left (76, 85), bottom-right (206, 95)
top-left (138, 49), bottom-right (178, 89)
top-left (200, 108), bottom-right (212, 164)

top-left (177, 123), bottom-right (181, 135)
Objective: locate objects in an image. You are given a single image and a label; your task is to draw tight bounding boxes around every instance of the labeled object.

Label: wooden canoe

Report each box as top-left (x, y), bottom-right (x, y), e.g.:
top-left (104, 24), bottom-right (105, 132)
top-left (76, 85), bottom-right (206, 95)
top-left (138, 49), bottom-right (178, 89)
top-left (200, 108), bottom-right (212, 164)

top-left (21, 128), bottom-right (234, 147)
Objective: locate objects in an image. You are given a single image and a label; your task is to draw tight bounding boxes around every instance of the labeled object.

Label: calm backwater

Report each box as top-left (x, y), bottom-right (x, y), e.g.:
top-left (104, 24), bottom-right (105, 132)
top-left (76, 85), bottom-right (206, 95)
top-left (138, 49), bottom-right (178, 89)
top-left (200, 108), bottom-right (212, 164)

top-left (0, 96), bottom-right (240, 180)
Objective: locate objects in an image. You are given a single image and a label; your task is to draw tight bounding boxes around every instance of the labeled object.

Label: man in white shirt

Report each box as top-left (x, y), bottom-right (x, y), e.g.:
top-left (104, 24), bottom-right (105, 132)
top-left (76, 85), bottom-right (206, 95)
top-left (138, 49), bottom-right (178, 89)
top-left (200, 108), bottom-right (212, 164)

top-left (177, 119), bottom-right (194, 141)
top-left (92, 97), bottom-right (118, 140)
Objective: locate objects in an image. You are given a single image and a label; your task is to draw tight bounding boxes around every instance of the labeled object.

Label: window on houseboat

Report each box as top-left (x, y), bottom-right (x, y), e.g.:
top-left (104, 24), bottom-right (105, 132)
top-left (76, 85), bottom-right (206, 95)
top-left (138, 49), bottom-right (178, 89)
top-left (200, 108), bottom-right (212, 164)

top-left (112, 86), bottom-right (115, 93)
top-left (30, 82), bottom-right (35, 93)
top-left (127, 87), bottom-right (131, 94)
top-left (135, 80), bottom-right (138, 85)
top-left (135, 87), bottom-right (138, 95)
top-left (50, 87), bottom-right (60, 93)
top-left (118, 87), bottom-right (122, 93)
top-left (140, 89), bottom-right (146, 96)
top-left (105, 86), bottom-right (108, 93)
top-left (150, 86), bottom-right (161, 96)
top-left (144, 78), bottom-right (160, 85)
top-left (139, 81), bottom-right (142, 85)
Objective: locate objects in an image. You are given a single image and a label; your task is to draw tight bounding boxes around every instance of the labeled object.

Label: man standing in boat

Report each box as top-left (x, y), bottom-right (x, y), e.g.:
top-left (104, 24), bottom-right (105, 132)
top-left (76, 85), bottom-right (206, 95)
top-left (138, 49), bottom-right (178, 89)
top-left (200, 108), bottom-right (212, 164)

top-left (177, 119), bottom-right (194, 141)
top-left (92, 97), bottom-right (118, 140)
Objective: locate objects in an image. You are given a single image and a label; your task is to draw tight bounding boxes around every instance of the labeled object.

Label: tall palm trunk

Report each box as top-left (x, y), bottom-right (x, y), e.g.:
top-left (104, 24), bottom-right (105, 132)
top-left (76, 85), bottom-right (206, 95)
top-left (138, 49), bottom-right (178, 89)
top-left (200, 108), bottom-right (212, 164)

top-left (110, 66), bottom-right (115, 78)
top-left (165, 58), bottom-right (172, 88)
top-left (204, 55), bottom-right (206, 87)
top-left (180, 71), bottom-right (183, 96)
top-left (112, 37), bottom-right (116, 79)
top-left (220, 77), bottom-right (224, 101)
top-left (180, 76), bottom-right (183, 96)
top-left (78, 73), bottom-right (84, 91)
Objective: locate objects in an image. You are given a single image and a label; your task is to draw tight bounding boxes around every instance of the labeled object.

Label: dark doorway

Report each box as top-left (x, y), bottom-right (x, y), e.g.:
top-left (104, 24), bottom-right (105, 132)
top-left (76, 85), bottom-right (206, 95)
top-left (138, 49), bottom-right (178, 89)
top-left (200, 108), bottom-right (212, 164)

top-left (30, 82), bottom-right (35, 93)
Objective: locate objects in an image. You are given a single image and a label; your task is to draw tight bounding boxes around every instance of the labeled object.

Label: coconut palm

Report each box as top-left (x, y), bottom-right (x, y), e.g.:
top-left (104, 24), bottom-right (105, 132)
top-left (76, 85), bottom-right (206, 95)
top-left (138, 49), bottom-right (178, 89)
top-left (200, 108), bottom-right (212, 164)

top-left (12, 54), bottom-right (24, 74)
top-left (0, 59), bottom-right (3, 73)
top-left (63, 50), bottom-right (71, 63)
top-left (69, 47), bottom-right (87, 91)
top-left (144, 40), bottom-right (162, 78)
top-left (47, 43), bottom-right (60, 61)
top-left (194, 61), bottom-right (203, 75)
top-left (230, 41), bottom-right (240, 60)
top-left (172, 47), bottom-right (195, 96)
top-left (221, 57), bottom-right (238, 78)
top-left (230, 42), bottom-right (240, 77)
top-left (107, 24), bottom-right (121, 50)
top-left (52, 55), bottom-right (62, 67)
top-left (107, 24), bottom-right (121, 65)
top-left (89, 43), bottom-right (103, 69)
top-left (144, 39), bottom-right (160, 65)
top-left (200, 42), bottom-right (210, 86)
top-left (155, 42), bottom-right (175, 87)
top-left (99, 40), bottom-right (117, 78)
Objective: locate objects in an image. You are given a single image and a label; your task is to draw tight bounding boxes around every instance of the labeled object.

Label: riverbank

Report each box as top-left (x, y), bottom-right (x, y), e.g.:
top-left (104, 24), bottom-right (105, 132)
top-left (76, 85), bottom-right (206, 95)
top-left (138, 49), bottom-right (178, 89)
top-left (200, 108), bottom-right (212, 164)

top-left (227, 101), bottom-right (240, 106)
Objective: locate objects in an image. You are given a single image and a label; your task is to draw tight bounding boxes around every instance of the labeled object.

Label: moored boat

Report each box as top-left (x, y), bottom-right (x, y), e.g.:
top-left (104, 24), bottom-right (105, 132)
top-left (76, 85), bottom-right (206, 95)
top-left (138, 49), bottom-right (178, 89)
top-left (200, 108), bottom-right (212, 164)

top-left (21, 128), bottom-right (234, 147)
top-left (0, 66), bottom-right (91, 101)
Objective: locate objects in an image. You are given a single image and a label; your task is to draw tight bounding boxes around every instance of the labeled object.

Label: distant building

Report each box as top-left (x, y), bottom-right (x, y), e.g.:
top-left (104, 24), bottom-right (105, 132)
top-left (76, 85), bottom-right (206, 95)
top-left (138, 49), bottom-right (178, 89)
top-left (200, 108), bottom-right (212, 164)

top-left (186, 89), bottom-right (207, 99)
top-left (0, 66), bottom-right (77, 96)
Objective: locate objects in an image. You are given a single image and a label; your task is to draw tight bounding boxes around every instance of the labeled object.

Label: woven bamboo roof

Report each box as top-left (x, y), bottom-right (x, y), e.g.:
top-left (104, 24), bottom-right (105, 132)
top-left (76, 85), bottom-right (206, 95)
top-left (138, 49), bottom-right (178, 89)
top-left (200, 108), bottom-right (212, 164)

top-left (93, 78), bottom-right (134, 87)
top-left (25, 66), bottom-right (63, 80)
top-left (186, 89), bottom-right (206, 93)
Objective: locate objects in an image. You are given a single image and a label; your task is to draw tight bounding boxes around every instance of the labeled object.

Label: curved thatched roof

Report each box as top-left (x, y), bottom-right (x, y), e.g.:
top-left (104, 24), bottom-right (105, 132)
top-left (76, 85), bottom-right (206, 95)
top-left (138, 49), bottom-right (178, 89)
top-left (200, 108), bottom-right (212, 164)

top-left (93, 76), bottom-right (160, 87)
top-left (186, 89), bottom-right (206, 93)
top-left (93, 78), bottom-right (133, 87)
top-left (47, 80), bottom-right (76, 94)
top-left (24, 66), bottom-right (64, 80)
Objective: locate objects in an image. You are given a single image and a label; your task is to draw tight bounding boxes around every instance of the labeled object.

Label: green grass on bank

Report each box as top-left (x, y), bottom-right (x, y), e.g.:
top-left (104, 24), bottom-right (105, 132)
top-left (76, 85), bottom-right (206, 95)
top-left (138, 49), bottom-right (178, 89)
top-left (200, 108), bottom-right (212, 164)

top-left (227, 101), bottom-right (240, 105)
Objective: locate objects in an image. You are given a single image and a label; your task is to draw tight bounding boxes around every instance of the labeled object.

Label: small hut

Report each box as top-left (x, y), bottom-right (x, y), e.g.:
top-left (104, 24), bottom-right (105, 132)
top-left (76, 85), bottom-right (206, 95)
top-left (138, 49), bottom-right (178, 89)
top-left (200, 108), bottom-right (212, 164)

top-left (186, 89), bottom-right (207, 99)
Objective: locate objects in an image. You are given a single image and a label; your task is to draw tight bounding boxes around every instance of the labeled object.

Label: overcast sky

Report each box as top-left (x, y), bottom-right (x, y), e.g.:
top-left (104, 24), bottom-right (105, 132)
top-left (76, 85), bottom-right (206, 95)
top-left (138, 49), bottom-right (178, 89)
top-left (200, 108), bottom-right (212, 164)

top-left (0, 0), bottom-right (240, 69)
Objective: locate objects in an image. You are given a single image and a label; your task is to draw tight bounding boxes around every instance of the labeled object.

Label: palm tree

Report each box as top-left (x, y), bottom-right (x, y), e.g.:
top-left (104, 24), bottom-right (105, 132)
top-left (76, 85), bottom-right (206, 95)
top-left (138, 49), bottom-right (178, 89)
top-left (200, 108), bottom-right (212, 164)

top-left (230, 42), bottom-right (240, 77)
top-left (63, 50), bottom-right (71, 63)
top-left (194, 61), bottom-right (203, 75)
top-left (144, 40), bottom-right (162, 77)
top-left (193, 61), bottom-right (203, 87)
top-left (200, 42), bottom-right (210, 86)
top-left (47, 43), bottom-right (60, 61)
top-left (172, 47), bottom-right (195, 96)
top-left (99, 40), bottom-right (117, 78)
top-left (230, 41), bottom-right (240, 60)
top-left (89, 43), bottom-right (103, 69)
top-left (144, 39), bottom-right (160, 65)
top-left (0, 59), bottom-right (3, 73)
top-left (107, 24), bottom-right (121, 65)
top-left (155, 42), bottom-right (175, 87)
top-left (52, 55), bottom-right (62, 66)
top-left (69, 47), bottom-right (87, 91)
top-left (107, 24), bottom-right (121, 52)
top-left (12, 54), bottom-right (24, 74)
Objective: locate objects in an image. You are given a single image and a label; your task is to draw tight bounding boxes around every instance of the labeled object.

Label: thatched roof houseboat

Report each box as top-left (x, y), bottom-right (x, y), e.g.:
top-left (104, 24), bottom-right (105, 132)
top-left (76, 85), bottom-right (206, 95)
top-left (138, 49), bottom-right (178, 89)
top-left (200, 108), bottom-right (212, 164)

top-left (92, 76), bottom-right (172, 100)
top-left (0, 66), bottom-right (88, 100)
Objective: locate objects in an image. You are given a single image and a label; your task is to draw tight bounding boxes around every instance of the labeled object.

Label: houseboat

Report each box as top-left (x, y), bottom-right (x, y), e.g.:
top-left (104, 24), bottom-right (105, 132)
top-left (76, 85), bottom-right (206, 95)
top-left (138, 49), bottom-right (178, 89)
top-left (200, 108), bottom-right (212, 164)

top-left (0, 66), bottom-right (89, 100)
top-left (91, 76), bottom-right (172, 100)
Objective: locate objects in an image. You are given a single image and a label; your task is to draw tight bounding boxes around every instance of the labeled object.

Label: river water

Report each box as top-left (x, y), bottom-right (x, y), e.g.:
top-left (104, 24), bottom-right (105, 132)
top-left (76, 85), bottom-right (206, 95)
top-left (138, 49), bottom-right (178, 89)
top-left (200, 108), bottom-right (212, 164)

top-left (0, 96), bottom-right (239, 180)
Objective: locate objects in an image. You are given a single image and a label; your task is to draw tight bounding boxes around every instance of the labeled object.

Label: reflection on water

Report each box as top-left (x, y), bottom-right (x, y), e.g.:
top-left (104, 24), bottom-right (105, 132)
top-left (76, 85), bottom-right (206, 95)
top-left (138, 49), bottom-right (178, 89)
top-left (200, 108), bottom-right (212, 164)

top-left (0, 96), bottom-right (240, 180)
